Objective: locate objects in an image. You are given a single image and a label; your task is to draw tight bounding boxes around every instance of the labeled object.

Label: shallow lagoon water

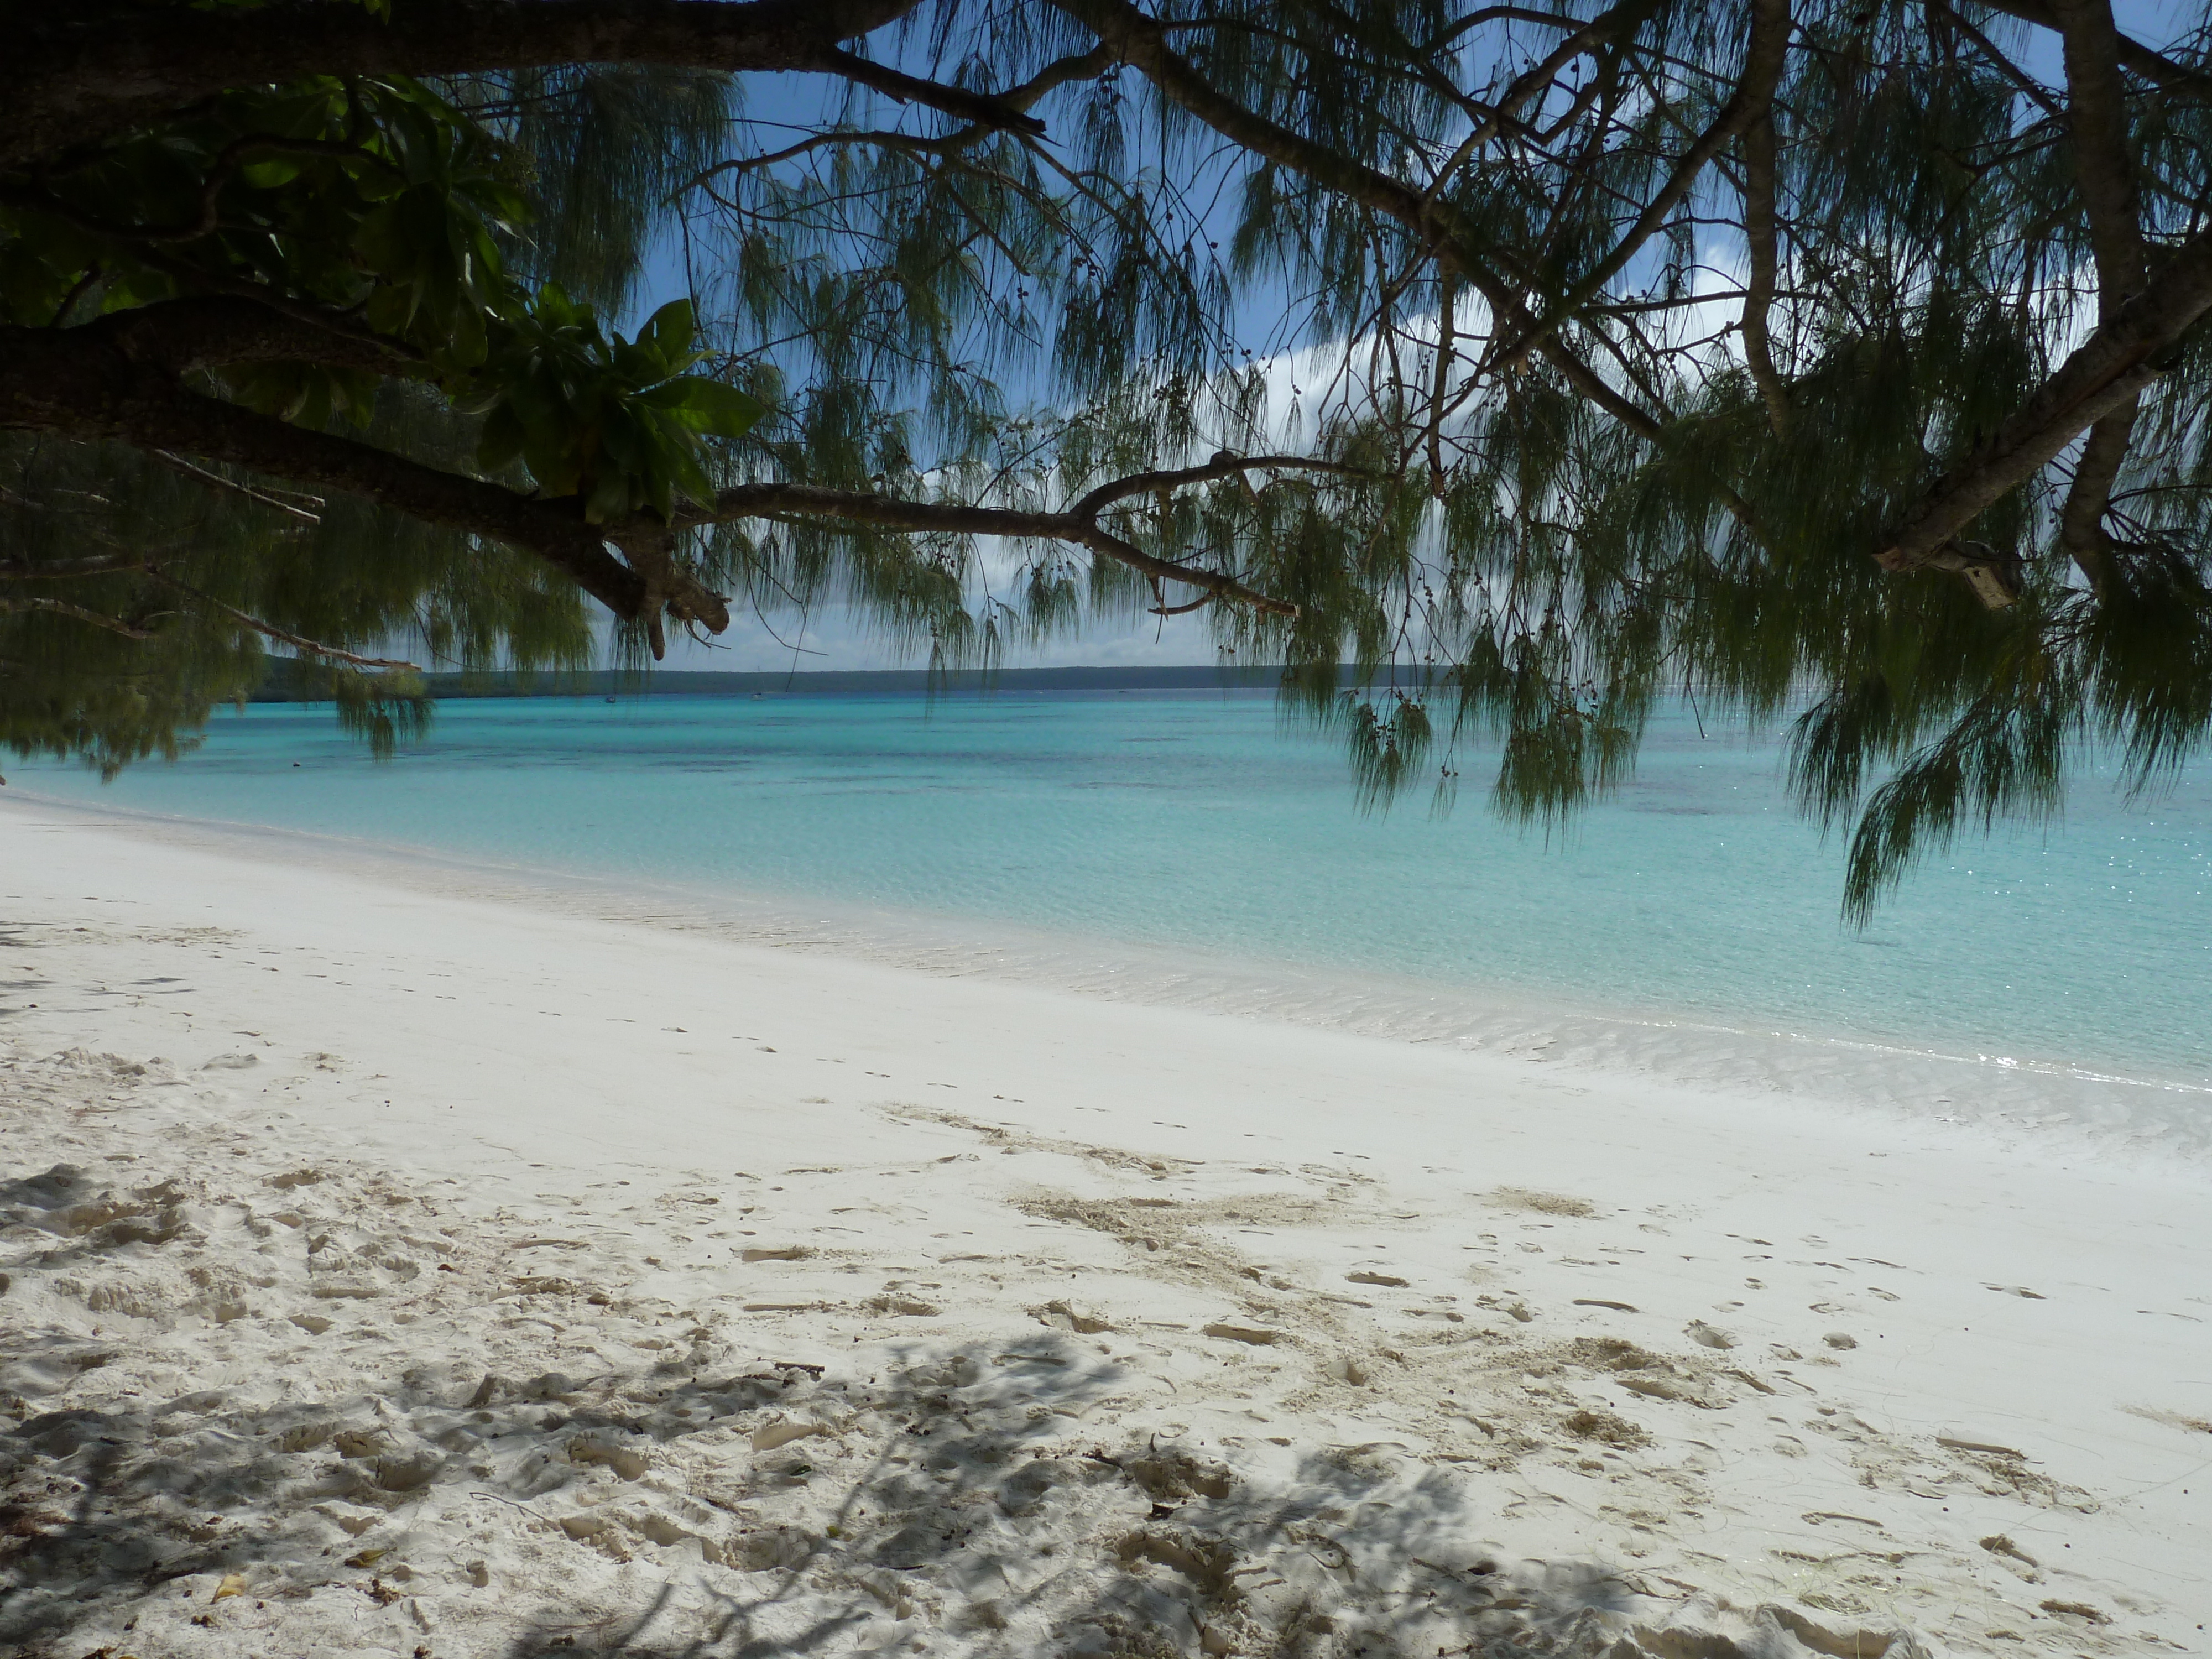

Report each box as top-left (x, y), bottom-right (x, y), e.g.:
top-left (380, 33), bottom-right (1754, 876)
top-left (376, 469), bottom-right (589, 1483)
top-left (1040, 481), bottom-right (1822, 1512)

top-left (12, 690), bottom-right (2208, 1088)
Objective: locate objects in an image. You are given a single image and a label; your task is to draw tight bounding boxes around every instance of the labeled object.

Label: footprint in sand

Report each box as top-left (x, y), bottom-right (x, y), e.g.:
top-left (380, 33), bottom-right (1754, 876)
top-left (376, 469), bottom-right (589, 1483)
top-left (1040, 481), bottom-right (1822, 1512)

top-left (1203, 1322), bottom-right (1278, 1346)
top-left (1979, 1533), bottom-right (2043, 1583)
top-left (1488, 1187), bottom-right (1597, 1218)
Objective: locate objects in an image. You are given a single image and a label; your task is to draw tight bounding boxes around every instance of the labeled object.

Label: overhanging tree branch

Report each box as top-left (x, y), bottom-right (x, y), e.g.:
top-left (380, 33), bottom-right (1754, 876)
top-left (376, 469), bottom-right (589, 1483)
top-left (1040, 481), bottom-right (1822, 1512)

top-left (1739, 1), bottom-right (1792, 436)
top-left (693, 481), bottom-right (1300, 617)
top-left (690, 44), bottom-right (1112, 187)
top-left (142, 568), bottom-right (422, 671)
top-left (2049, 0), bottom-right (2151, 595)
top-left (3, 0), bottom-right (1042, 171)
top-left (4, 319), bottom-right (1323, 650)
top-left (80, 297), bottom-right (420, 379)
top-left (1068, 453), bottom-right (1370, 519)
top-left (0, 320), bottom-right (659, 624)
top-left (1980, 0), bottom-right (2212, 98)
top-left (818, 47), bottom-right (1048, 137)
top-left (0, 595), bottom-right (160, 639)
top-left (1881, 226), bottom-right (2212, 573)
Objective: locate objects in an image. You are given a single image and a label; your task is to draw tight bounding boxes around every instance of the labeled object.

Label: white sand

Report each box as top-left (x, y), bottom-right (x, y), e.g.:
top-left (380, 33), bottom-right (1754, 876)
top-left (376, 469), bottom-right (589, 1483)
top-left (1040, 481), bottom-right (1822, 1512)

top-left (2, 796), bottom-right (2207, 1659)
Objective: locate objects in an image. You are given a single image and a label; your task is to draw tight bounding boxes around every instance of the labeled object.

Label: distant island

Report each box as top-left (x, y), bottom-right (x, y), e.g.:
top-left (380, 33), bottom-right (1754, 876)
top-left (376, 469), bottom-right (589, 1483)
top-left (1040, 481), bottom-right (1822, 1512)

top-left (248, 661), bottom-right (1396, 701)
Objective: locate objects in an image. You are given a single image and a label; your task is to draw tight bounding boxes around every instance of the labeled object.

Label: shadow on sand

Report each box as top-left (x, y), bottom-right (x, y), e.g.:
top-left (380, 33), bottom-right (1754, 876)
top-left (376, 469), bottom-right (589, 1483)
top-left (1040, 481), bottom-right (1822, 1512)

top-left (5, 1323), bottom-right (1916, 1659)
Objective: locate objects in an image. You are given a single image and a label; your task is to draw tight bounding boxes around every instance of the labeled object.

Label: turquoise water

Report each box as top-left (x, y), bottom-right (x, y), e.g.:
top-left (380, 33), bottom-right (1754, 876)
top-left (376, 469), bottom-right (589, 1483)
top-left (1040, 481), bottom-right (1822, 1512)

top-left (10, 692), bottom-right (2208, 1083)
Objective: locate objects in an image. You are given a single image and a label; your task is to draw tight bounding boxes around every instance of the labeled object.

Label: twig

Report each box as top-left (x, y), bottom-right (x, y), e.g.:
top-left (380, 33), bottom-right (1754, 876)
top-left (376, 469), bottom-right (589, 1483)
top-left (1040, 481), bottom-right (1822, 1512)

top-left (142, 569), bottom-right (420, 670)
top-left (0, 596), bottom-right (160, 638)
top-left (152, 451), bottom-right (325, 523)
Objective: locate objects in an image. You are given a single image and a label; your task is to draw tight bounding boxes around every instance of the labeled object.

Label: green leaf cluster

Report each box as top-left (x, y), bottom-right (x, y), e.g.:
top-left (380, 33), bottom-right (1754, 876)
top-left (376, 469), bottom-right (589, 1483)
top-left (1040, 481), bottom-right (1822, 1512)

top-left (2, 72), bottom-right (756, 520)
top-left (468, 293), bottom-right (762, 523)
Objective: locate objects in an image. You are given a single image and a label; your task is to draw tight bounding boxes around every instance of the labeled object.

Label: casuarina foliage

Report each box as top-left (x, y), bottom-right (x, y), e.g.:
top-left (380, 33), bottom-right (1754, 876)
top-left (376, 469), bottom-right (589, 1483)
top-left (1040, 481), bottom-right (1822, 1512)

top-left (4, 0), bottom-right (2209, 916)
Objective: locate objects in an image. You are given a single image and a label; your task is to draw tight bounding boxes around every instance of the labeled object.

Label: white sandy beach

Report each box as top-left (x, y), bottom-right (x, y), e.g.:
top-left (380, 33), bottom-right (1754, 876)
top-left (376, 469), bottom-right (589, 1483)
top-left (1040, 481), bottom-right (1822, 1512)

top-left (2, 794), bottom-right (2208, 1659)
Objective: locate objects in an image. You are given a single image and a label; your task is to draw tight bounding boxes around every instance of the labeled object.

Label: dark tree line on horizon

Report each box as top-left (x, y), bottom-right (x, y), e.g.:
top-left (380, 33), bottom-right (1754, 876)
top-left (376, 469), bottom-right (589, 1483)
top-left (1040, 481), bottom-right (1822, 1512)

top-left (4, 0), bottom-right (2211, 916)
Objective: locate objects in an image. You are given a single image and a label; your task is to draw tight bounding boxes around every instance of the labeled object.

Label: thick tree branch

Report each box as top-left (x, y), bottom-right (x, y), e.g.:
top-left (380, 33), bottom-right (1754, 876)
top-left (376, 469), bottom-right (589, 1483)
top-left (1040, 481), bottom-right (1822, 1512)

top-left (2050, 0), bottom-right (2150, 594)
top-left (689, 45), bottom-right (1110, 187)
top-left (1880, 226), bottom-right (2212, 573)
top-left (1486, 0), bottom-right (1663, 139)
top-left (1056, 0), bottom-right (1431, 230)
top-left (0, 320), bottom-right (659, 624)
top-left (4, 303), bottom-right (1331, 650)
top-left (1934, 0), bottom-right (2064, 117)
top-left (1981, 0), bottom-right (2212, 98)
top-left (3, 0), bottom-right (1041, 171)
top-left (693, 482), bottom-right (1298, 617)
top-left (2062, 411), bottom-right (2140, 589)
top-left (1068, 453), bottom-right (1371, 519)
top-left (1739, 6), bottom-right (1792, 436)
top-left (1426, 277), bottom-right (1457, 495)
top-left (817, 47), bottom-right (1048, 137)
top-left (76, 296), bottom-right (419, 378)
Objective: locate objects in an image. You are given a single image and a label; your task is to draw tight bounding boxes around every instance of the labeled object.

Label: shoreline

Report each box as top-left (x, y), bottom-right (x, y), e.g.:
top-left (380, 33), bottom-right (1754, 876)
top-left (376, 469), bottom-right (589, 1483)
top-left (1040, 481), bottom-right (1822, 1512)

top-left (11, 784), bottom-right (2210, 1167)
top-left (4, 792), bottom-right (2210, 1656)
top-left (12, 681), bottom-right (2209, 1104)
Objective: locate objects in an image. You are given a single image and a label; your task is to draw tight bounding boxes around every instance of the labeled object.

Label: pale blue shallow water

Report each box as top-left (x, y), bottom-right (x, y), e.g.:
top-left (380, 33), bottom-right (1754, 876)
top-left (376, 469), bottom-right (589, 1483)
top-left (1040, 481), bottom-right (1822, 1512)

top-left (10, 691), bottom-right (2208, 1085)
